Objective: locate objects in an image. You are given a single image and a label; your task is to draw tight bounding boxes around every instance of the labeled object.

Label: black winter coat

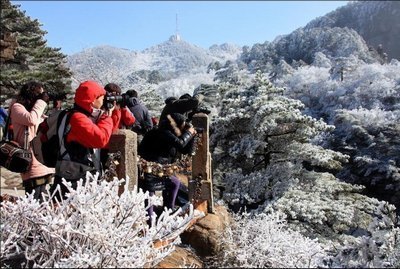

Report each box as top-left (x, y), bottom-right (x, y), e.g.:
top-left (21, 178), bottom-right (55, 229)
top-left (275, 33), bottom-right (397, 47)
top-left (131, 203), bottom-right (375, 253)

top-left (138, 128), bottom-right (195, 164)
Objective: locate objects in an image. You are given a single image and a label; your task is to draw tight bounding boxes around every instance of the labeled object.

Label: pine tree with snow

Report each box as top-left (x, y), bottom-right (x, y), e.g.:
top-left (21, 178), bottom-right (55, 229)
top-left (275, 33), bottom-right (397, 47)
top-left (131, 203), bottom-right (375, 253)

top-left (208, 71), bottom-right (399, 267)
top-left (0, 0), bottom-right (72, 103)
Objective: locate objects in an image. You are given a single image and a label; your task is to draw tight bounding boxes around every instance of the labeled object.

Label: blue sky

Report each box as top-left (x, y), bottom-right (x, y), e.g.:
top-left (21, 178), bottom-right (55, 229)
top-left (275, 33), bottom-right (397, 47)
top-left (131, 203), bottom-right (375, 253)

top-left (12, 1), bottom-right (348, 55)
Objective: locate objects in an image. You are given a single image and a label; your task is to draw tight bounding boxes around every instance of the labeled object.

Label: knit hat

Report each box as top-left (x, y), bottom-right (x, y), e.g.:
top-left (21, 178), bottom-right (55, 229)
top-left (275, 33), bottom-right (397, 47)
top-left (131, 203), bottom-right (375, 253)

top-left (179, 93), bottom-right (192, 100)
top-left (165, 96), bottom-right (177, 105)
top-left (104, 83), bottom-right (121, 95)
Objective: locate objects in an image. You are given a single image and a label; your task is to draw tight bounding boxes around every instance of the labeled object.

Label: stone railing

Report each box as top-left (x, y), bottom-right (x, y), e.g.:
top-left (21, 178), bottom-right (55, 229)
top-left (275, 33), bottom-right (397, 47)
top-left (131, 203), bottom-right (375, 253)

top-left (109, 113), bottom-right (214, 213)
top-left (107, 129), bottom-right (138, 195)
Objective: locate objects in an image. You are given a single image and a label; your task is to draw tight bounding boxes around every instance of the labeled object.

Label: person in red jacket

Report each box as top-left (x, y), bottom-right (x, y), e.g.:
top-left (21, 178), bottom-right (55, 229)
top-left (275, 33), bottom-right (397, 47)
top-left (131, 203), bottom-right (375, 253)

top-left (100, 83), bottom-right (135, 167)
top-left (104, 83), bottom-right (135, 132)
top-left (50, 80), bottom-right (114, 200)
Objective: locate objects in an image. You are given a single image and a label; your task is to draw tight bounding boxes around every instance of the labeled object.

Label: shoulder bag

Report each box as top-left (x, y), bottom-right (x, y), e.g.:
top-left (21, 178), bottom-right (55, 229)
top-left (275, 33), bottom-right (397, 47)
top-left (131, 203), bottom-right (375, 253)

top-left (0, 109), bottom-right (33, 173)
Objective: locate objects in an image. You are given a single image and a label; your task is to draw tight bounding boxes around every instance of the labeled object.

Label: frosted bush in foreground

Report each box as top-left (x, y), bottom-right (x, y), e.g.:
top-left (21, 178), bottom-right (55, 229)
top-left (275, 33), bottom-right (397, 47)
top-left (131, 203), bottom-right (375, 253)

top-left (210, 211), bottom-right (327, 268)
top-left (1, 176), bottom-right (195, 268)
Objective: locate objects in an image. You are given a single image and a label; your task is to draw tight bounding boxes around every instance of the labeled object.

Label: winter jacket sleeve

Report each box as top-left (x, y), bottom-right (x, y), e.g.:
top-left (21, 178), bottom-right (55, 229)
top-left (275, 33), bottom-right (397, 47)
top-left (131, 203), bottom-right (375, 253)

top-left (111, 108), bottom-right (122, 133)
top-left (67, 112), bottom-right (113, 148)
top-left (164, 129), bottom-right (195, 151)
top-left (143, 107), bottom-right (153, 129)
top-left (11, 100), bottom-right (47, 142)
top-left (120, 107), bottom-right (135, 127)
top-left (0, 108), bottom-right (7, 124)
top-left (11, 100), bottom-right (47, 127)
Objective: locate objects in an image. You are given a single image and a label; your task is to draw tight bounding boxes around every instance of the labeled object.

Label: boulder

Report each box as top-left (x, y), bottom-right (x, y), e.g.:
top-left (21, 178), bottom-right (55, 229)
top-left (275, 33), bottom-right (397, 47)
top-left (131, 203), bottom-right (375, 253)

top-left (156, 246), bottom-right (202, 268)
top-left (181, 204), bottom-right (231, 257)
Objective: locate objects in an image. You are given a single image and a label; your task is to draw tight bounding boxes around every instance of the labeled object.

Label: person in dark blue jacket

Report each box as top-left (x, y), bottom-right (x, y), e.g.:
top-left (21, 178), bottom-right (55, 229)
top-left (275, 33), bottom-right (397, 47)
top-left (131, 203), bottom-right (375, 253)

top-left (125, 89), bottom-right (153, 137)
top-left (0, 106), bottom-right (8, 141)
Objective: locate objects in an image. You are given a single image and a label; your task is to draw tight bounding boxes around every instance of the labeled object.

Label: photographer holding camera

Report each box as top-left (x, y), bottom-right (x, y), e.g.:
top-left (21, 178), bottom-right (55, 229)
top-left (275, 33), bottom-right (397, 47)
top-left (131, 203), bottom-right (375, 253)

top-left (159, 93), bottom-right (210, 123)
top-left (100, 83), bottom-right (135, 167)
top-left (50, 80), bottom-right (115, 201)
top-left (138, 112), bottom-right (196, 225)
top-left (9, 81), bottom-right (54, 201)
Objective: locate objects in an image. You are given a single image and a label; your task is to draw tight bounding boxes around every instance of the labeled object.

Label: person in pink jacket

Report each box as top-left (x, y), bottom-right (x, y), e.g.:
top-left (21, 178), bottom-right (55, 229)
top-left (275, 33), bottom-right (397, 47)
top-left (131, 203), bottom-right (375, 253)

top-left (10, 81), bottom-right (54, 201)
top-left (50, 80), bottom-right (114, 201)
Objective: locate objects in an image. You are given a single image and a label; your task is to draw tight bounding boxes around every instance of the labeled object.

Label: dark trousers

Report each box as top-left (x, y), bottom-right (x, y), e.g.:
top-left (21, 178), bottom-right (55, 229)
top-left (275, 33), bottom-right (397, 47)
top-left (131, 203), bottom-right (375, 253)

top-left (23, 174), bottom-right (53, 203)
top-left (146, 175), bottom-right (180, 225)
top-left (49, 175), bottom-right (85, 202)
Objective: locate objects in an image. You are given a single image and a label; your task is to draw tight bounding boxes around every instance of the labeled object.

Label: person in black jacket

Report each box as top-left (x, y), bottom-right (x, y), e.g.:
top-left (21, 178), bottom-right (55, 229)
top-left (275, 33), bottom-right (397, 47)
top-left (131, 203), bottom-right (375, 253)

top-left (138, 113), bottom-right (196, 224)
top-left (159, 93), bottom-right (205, 123)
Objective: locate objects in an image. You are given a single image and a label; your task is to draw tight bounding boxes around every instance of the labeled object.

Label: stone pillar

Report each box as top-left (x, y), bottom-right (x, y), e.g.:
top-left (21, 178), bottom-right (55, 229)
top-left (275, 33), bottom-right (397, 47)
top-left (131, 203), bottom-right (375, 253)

top-left (190, 113), bottom-right (214, 213)
top-left (108, 129), bottom-right (138, 195)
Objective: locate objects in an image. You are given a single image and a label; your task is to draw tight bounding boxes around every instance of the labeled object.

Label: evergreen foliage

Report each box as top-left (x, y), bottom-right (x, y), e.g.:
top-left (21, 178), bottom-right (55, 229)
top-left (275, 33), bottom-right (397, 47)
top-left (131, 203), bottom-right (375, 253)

top-left (276, 57), bottom-right (400, 212)
top-left (207, 71), bottom-right (399, 266)
top-left (0, 0), bottom-right (72, 103)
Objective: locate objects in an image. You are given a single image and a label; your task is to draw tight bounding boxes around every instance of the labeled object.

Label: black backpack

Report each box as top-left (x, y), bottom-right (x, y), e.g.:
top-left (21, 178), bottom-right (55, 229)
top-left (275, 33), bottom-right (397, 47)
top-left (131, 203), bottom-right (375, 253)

top-left (38, 110), bottom-right (73, 167)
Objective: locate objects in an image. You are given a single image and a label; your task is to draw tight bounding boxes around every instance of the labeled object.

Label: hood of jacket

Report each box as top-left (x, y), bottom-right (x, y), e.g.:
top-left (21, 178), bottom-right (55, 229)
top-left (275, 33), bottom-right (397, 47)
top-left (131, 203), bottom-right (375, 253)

top-left (74, 81), bottom-right (106, 113)
top-left (160, 113), bottom-right (186, 137)
top-left (128, 97), bottom-right (140, 107)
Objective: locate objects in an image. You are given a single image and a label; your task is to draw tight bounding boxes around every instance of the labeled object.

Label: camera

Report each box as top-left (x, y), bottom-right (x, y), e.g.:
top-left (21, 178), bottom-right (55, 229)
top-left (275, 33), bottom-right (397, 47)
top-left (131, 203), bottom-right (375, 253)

top-left (38, 91), bottom-right (67, 102)
top-left (104, 93), bottom-right (130, 109)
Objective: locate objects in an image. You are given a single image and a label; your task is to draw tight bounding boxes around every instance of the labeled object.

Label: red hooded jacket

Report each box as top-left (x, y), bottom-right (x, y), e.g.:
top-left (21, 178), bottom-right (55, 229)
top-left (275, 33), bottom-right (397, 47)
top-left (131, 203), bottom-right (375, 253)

top-left (67, 81), bottom-right (113, 148)
top-left (110, 107), bottom-right (135, 133)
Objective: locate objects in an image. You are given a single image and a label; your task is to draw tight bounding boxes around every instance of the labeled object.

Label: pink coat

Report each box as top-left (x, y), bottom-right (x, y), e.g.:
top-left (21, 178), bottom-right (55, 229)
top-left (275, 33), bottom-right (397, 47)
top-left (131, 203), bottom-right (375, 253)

top-left (10, 100), bottom-right (54, 181)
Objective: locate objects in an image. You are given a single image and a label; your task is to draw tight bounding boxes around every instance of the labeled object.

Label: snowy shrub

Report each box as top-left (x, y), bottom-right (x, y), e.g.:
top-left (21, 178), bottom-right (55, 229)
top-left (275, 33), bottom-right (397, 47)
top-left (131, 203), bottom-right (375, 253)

top-left (324, 202), bottom-right (400, 268)
top-left (156, 72), bottom-right (214, 100)
top-left (277, 57), bottom-right (400, 212)
top-left (1, 177), bottom-right (195, 268)
top-left (272, 171), bottom-right (380, 235)
top-left (332, 107), bottom-right (400, 208)
top-left (221, 164), bottom-right (300, 207)
top-left (209, 210), bottom-right (327, 268)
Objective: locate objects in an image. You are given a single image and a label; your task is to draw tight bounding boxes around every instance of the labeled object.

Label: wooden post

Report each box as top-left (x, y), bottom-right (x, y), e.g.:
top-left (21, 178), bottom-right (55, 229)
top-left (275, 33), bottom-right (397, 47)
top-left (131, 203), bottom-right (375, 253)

top-left (108, 129), bottom-right (138, 195)
top-left (190, 113), bottom-right (214, 213)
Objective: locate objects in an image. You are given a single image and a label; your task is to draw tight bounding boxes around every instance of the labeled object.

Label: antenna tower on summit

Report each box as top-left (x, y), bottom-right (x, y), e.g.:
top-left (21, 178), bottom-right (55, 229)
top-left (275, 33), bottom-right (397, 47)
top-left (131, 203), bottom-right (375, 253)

top-left (175, 13), bottom-right (181, 41)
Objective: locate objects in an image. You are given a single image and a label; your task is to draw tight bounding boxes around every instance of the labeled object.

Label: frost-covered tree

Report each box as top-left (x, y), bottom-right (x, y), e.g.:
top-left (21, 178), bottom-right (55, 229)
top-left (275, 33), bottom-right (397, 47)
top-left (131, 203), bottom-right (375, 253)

top-left (0, 0), bottom-right (72, 102)
top-left (210, 71), bottom-right (346, 205)
top-left (208, 71), bottom-right (399, 266)
top-left (277, 59), bottom-right (400, 211)
top-left (1, 177), bottom-right (196, 268)
top-left (130, 83), bottom-right (165, 118)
